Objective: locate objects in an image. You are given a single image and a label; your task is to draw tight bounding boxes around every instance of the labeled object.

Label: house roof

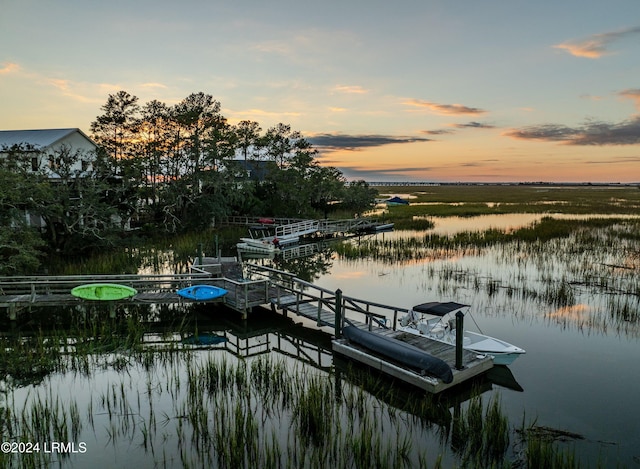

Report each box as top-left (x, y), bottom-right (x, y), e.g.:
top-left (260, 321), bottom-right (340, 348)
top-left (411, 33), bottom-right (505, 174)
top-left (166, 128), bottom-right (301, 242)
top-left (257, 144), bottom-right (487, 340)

top-left (0, 128), bottom-right (94, 150)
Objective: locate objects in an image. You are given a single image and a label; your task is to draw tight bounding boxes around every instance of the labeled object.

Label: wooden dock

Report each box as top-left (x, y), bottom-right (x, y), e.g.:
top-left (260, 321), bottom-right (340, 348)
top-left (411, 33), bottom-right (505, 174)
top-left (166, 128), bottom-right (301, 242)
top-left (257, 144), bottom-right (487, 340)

top-left (332, 331), bottom-right (493, 394)
top-left (224, 215), bottom-right (388, 240)
top-left (0, 258), bottom-right (271, 319)
top-left (0, 261), bottom-right (495, 393)
top-left (247, 264), bottom-right (495, 393)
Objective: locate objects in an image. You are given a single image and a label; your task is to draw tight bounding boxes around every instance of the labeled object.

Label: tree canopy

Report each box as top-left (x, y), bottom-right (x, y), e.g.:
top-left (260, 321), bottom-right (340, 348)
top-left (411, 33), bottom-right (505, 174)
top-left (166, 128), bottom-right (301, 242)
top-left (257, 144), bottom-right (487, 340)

top-left (0, 91), bottom-right (377, 273)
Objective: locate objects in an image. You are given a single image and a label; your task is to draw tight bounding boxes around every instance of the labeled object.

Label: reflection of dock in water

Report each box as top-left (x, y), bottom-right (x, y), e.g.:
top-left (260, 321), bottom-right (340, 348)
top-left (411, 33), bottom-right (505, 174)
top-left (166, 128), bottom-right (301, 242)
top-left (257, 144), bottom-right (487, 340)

top-left (0, 254), bottom-right (520, 395)
top-left (246, 264), bottom-right (499, 394)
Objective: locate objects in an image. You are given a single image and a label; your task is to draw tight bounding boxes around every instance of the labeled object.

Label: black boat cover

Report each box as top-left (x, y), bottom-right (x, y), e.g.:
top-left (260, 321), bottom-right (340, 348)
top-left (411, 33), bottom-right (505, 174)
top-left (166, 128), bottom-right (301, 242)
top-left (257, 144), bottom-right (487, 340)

top-left (412, 302), bottom-right (469, 316)
top-left (386, 196), bottom-right (409, 204)
top-left (342, 326), bottom-right (453, 384)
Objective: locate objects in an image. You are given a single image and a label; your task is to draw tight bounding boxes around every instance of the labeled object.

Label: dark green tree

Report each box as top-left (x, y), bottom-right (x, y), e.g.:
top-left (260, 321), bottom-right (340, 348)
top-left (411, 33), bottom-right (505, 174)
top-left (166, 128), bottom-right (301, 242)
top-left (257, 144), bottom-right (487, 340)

top-left (138, 99), bottom-right (172, 211)
top-left (342, 180), bottom-right (377, 214)
top-left (0, 149), bottom-right (45, 273)
top-left (235, 120), bottom-right (262, 163)
top-left (171, 92), bottom-right (224, 183)
top-left (90, 90), bottom-right (140, 161)
top-left (309, 165), bottom-right (347, 218)
top-left (263, 123), bottom-right (304, 170)
top-left (26, 145), bottom-right (119, 254)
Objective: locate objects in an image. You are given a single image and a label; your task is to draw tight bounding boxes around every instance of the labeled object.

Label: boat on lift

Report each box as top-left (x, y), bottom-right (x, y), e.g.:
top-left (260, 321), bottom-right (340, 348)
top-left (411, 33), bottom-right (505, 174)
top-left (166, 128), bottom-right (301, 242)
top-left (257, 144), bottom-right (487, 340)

top-left (399, 302), bottom-right (525, 365)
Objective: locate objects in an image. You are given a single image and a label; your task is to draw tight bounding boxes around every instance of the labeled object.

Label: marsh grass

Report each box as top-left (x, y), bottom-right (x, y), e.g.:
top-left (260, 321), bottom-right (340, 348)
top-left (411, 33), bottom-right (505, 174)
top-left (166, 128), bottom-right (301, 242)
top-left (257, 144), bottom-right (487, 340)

top-left (514, 418), bottom-right (587, 469)
top-left (1, 343), bottom-right (595, 469)
top-left (5, 185), bottom-right (636, 467)
top-left (374, 184), bottom-right (640, 216)
top-left (336, 216), bottom-right (640, 336)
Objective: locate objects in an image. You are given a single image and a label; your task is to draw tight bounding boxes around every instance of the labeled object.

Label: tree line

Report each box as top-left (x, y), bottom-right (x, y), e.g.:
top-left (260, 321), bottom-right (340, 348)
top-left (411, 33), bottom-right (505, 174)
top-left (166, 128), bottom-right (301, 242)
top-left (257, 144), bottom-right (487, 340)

top-left (0, 91), bottom-right (376, 274)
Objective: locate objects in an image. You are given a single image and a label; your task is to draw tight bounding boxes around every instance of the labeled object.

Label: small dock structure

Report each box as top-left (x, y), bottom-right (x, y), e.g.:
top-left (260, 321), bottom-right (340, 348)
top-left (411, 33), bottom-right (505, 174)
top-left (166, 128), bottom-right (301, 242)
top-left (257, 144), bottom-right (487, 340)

top-left (0, 257), bottom-right (266, 319)
top-left (247, 264), bottom-right (494, 393)
top-left (0, 261), bottom-right (494, 393)
top-left (225, 216), bottom-right (391, 241)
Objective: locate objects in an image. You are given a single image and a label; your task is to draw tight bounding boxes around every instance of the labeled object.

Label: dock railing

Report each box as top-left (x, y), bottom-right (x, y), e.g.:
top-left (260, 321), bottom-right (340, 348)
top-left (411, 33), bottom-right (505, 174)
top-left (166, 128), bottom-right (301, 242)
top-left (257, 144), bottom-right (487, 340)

top-left (0, 273), bottom-right (213, 299)
top-left (275, 219), bottom-right (319, 238)
top-left (245, 264), bottom-right (410, 333)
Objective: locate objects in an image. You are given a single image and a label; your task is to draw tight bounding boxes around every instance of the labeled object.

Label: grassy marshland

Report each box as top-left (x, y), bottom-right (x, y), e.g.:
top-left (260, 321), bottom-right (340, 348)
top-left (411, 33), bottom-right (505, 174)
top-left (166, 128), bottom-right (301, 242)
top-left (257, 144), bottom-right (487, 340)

top-left (0, 345), bottom-right (586, 469)
top-left (2, 184), bottom-right (635, 467)
top-left (375, 184), bottom-right (640, 215)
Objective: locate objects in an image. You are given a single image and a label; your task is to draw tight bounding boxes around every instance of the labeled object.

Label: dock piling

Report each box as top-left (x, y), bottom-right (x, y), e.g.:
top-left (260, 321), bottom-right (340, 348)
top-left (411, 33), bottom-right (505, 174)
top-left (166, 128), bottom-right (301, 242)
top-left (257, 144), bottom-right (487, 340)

top-left (335, 289), bottom-right (343, 338)
top-left (455, 310), bottom-right (464, 370)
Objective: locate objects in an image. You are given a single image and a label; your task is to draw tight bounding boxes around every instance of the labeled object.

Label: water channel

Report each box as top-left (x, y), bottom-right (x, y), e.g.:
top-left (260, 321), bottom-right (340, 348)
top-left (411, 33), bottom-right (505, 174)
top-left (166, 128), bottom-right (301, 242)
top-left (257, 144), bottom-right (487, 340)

top-left (3, 213), bottom-right (639, 468)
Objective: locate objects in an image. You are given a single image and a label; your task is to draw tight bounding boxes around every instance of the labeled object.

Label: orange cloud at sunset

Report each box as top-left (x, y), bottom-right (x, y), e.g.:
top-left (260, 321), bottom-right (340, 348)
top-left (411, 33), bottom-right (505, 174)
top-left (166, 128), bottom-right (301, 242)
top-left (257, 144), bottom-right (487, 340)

top-left (403, 99), bottom-right (487, 116)
top-left (0, 62), bottom-right (20, 74)
top-left (554, 26), bottom-right (640, 58)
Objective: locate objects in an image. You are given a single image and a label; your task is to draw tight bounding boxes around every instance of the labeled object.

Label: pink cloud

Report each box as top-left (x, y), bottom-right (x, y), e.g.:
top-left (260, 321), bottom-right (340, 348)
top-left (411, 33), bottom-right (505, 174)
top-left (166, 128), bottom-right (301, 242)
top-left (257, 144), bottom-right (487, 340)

top-left (404, 99), bottom-right (486, 115)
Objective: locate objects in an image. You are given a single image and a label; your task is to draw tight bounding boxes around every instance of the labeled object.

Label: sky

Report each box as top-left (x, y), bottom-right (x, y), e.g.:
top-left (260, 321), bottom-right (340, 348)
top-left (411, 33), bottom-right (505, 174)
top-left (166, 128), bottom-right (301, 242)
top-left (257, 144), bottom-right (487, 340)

top-left (2, 0), bottom-right (640, 183)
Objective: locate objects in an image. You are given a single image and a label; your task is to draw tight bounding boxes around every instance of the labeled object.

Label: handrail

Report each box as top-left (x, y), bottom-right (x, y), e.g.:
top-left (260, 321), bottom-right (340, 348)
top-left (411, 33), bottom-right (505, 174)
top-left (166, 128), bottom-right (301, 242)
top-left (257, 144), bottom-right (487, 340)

top-left (275, 219), bottom-right (319, 238)
top-left (246, 263), bottom-right (409, 330)
top-left (0, 273), bottom-right (216, 297)
top-left (0, 273), bottom-right (209, 282)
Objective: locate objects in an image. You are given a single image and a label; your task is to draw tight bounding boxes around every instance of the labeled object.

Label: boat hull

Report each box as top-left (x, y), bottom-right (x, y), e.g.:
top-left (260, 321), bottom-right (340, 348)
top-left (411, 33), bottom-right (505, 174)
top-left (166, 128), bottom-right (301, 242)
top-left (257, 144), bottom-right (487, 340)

top-left (238, 238), bottom-right (278, 252)
top-left (399, 326), bottom-right (525, 365)
top-left (177, 285), bottom-right (228, 301)
top-left (71, 283), bottom-right (137, 301)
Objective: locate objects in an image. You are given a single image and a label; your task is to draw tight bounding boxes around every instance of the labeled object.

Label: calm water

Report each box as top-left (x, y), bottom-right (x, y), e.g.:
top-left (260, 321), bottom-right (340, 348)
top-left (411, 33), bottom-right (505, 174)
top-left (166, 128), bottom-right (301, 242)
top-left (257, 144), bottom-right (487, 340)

top-left (310, 216), bottom-right (640, 467)
top-left (4, 214), bottom-right (640, 468)
top-left (313, 256), bottom-right (640, 466)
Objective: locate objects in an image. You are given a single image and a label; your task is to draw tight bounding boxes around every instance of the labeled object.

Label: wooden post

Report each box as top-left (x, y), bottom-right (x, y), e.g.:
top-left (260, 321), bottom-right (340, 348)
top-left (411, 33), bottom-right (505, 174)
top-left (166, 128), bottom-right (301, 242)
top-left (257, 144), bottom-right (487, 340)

top-left (455, 310), bottom-right (464, 370)
top-left (335, 289), bottom-right (343, 338)
top-left (198, 243), bottom-right (203, 266)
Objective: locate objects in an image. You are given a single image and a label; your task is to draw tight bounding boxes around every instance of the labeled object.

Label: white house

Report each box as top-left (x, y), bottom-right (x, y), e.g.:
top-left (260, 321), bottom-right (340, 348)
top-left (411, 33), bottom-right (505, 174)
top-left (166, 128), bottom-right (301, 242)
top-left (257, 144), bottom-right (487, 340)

top-left (0, 128), bottom-right (98, 175)
top-left (0, 128), bottom-right (100, 228)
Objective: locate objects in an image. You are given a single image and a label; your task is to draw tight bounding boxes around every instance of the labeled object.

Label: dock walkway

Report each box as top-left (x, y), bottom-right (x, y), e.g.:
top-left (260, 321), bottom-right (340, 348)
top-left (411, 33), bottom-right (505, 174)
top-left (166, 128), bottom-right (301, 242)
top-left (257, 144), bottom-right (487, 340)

top-left (224, 216), bottom-right (383, 240)
top-left (246, 264), bottom-right (494, 393)
top-left (0, 261), bottom-right (494, 393)
top-left (0, 258), bottom-right (269, 319)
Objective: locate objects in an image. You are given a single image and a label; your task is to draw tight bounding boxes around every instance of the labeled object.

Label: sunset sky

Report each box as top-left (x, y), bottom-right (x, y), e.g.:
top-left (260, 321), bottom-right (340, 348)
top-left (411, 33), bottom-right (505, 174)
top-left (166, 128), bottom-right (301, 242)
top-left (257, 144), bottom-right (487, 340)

top-left (2, 0), bottom-right (639, 182)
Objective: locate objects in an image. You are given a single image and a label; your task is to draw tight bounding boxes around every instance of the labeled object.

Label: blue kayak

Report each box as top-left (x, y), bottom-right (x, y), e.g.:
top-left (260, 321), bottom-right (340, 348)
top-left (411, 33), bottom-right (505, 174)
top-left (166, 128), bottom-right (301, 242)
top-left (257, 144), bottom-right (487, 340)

top-left (177, 285), bottom-right (228, 301)
top-left (182, 333), bottom-right (227, 345)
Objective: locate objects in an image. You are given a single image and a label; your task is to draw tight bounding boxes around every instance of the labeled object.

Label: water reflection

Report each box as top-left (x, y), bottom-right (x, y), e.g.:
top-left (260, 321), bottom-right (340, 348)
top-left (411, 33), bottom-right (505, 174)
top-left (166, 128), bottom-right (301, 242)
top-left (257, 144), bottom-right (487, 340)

top-left (1, 305), bottom-right (523, 468)
top-left (46, 213), bottom-right (635, 466)
top-left (301, 217), bottom-right (640, 467)
top-left (414, 213), bottom-right (640, 236)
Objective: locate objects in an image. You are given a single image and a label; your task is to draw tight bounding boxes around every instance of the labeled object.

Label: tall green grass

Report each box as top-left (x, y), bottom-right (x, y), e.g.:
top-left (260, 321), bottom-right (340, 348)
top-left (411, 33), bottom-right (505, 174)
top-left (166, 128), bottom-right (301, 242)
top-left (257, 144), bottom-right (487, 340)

top-left (1, 350), bottom-right (592, 469)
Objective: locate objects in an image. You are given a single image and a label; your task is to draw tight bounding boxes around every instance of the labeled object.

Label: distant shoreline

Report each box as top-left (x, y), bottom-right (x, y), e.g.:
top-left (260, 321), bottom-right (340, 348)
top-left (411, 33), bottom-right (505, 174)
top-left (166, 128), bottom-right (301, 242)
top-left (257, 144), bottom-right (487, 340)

top-left (367, 181), bottom-right (640, 187)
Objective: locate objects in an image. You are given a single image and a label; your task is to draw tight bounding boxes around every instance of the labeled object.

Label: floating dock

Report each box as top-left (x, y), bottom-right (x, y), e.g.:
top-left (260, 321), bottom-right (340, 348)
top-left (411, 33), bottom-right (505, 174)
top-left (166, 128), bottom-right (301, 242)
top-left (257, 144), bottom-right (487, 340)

top-left (0, 261), bottom-right (495, 393)
top-left (332, 330), bottom-right (493, 394)
top-left (249, 265), bottom-right (495, 393)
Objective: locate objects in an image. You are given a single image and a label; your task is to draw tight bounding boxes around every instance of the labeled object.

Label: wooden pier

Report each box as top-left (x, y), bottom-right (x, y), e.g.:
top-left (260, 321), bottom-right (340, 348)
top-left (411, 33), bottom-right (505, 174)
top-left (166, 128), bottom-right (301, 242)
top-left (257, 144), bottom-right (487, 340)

top-left (0, 257), bottom-right (270, 319)
top-left (0, 261), bottom-right (494, 393)
top-left (246, 264), bottom-right (494, 393)
top-left (224, 216), bottom-right (388, 238)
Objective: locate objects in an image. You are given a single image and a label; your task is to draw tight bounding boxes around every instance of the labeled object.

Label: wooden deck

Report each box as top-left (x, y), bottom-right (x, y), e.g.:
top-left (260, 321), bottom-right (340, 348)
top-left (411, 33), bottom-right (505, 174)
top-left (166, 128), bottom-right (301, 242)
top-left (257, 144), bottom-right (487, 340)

top-left (0, 261), bottom-right (272, 319)
top-left (336, 329), bottom-right (493, 393)
top-left (0, 261), bottom-right (496, 393)
top-left (249, 264), bottom-right (495, 394)
top-left (331, 337), bottom-right (493, 394)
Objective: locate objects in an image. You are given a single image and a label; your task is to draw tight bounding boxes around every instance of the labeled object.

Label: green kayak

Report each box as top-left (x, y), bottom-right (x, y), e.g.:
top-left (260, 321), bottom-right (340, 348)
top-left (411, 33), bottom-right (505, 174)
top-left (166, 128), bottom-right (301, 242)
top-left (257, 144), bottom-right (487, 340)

top-left (71, 283), bottom-right (137, 301)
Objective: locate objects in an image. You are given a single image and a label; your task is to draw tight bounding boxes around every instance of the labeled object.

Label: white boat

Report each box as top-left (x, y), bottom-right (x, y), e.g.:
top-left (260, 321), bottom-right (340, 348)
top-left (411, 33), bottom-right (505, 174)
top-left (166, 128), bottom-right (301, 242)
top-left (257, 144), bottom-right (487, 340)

top-left (238, 237), bottom-right (279, 253)
top-left (269, 234), bottom-right (300, 246)
top-left (398, 302), bottom-right (525, 365)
